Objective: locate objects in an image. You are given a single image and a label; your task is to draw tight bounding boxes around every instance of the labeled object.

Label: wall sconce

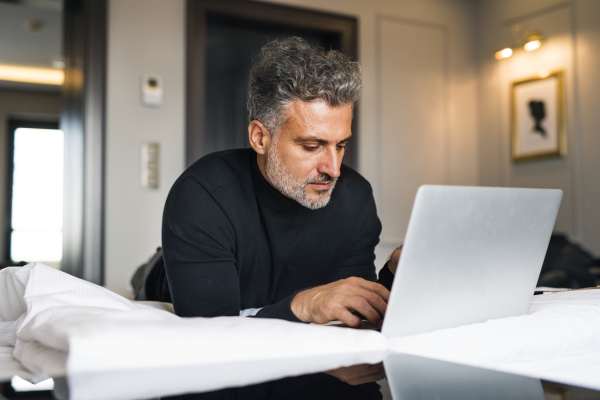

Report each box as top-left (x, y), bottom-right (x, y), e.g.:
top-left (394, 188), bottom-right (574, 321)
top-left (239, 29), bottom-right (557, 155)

top-left (524, 34), bottom-right (543, 51)
top-left (495, 24), bottom-right (545, 60)
top-left (495, 48), bottom-right (513, 60)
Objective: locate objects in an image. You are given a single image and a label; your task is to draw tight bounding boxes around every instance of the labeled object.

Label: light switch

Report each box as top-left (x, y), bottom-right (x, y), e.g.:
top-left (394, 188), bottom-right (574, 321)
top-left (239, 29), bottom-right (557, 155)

top-left (141, 75), bottom-right (163, 107)
top-left (141, 142), bottom-right (159, 189)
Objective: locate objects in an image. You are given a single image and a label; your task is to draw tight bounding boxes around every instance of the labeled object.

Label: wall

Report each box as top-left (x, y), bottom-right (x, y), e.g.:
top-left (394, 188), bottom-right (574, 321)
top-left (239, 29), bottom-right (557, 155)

top-left (476, 0), bottom-right (600, 256)
top-left (0, 89), bottom-right (61, 259)
top-left (105, 0), bottom-right (185, 288)
top-left (575, 1), bottom-right (600, 256)
top-left (104, 0), bottom-right (478, 288)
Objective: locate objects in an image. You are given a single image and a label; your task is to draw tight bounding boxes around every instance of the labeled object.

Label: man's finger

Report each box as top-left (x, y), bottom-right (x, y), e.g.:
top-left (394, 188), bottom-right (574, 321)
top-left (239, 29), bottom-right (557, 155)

top-left (362, 369), bottom-right (386, 384)
top-left (351, 365), bottom-right (385, 384)
top-left (335, 308), bottom-right (362, 328)
top-left (353, 287), bottom-right (387, 317)
top-left (364, 363), bottom-right (384, 373)
top-left (347, 297), bottom-right (382, 328)
top-left (345, 368), bottom-right (386, 386)
top-left (372, 283), bottom-right (391, 302)
top-left (350, 278), bottom-right (391, 302)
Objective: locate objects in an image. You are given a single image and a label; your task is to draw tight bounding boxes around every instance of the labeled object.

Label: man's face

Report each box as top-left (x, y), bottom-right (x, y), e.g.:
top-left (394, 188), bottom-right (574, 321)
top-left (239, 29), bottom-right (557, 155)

top-left (264, 100), bottom-right (353, 210)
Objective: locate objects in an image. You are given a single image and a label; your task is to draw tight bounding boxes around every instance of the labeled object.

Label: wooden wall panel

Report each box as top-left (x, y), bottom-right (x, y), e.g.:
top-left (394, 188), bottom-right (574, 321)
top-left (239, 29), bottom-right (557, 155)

top-left (377, 18), bottom-right (448, 246)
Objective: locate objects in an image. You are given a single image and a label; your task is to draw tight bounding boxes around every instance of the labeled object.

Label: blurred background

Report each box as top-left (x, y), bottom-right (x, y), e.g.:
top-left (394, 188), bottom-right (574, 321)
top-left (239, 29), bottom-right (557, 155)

top-left (0, 0), bottom-right (598, 290)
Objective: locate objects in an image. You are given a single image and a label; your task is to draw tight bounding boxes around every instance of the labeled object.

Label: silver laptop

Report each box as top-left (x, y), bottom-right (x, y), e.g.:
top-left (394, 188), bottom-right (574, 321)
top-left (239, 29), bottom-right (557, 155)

top-left (381, 185), bottom-right (562, 338)
top-left (384, 353), bottom-right (546, 400)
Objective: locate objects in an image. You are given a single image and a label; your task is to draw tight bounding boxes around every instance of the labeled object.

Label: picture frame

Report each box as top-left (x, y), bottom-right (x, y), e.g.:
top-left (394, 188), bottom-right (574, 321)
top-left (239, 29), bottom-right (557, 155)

top-left (511, 71), bottom-right (566, 161)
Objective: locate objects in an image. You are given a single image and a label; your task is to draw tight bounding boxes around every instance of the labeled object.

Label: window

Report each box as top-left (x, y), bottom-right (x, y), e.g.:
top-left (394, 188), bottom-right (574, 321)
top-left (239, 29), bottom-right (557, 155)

top-left (6, 120), bottom-right (63, 269)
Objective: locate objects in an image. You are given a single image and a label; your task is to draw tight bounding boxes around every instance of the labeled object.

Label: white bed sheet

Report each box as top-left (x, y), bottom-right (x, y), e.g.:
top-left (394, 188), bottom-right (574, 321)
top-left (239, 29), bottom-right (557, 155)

top-left (0, 346), bottom-right (30, 381)
top-left (1, 263), bottom-right (389, 399)
top-left (389, 289), bottom-right (600, 390)
top-left (495, 349), bottom-right (600, 391)
top-left (1, 263), bottom-right (600, 398)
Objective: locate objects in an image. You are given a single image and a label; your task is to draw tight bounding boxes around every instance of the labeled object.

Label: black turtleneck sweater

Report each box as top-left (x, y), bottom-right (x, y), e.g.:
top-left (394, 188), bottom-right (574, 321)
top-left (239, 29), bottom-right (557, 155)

top-left (160, 148), bottom-right (394, 321)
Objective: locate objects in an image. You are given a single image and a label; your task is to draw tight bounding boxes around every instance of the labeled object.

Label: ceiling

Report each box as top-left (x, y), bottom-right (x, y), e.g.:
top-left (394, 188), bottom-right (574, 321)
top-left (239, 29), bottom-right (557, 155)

top-left (0, 0), bottom-right (62, 69)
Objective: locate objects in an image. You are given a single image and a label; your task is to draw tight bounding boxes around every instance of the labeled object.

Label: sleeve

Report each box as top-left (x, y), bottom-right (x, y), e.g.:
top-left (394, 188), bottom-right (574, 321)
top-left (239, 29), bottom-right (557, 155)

top-left (324, 195), bottom-right (394, 290)
top-left (162, 177), bottom-right (240, 318)
top-left (377, 261), bottom-right (395, 292)
top-left (162, 177), bottom-right (303, 322)
top-left (254, 291), bottom-right (302, 321)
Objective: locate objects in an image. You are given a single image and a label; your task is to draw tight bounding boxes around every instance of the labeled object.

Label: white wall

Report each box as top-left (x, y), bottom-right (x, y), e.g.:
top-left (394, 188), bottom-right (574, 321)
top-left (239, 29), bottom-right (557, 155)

top-left (105, 0), bottom-right (185, 288)
top-left (476, 0), bottom-right (600, 256)
top-left (104, 0), bottom-right (478, 288)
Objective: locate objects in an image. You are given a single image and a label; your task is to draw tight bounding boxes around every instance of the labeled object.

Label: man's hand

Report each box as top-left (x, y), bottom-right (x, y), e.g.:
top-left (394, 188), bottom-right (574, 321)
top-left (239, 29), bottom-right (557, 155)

top-left (291, 277), bottom-right (390, 328)
top-left (388, 245), bottom-right (403, 275)
top-left (324, 363), bottom-right (385, 386)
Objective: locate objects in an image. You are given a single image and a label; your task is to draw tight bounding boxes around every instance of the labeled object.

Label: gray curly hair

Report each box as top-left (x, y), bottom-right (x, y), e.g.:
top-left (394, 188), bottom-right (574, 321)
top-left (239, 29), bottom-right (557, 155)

top-left (247, 37), bottom-right (362, 135)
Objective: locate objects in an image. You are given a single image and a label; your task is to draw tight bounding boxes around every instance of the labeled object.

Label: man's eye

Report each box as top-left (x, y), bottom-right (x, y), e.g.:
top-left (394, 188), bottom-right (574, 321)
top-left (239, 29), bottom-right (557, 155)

top-left (337, 145), bottom-right (347, 151)
top-left (304, 146), bottom-right (318, 151)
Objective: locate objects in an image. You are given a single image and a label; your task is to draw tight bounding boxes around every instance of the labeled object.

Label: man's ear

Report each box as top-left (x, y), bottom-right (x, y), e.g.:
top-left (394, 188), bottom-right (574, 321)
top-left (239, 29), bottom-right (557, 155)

top-left (248, 120), bottom-right (271, 155)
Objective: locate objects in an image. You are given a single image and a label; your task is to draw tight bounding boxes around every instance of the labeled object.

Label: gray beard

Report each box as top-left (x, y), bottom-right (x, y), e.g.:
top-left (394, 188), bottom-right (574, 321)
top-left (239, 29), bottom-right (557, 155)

top-left (265, 138), bottom-right (337, 210)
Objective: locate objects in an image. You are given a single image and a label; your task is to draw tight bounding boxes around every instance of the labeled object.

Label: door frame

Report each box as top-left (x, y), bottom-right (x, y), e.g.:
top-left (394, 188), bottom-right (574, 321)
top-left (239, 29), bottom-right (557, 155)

top-left (61, 0), bottom-right (107, 284)
top-left (186, 0), bottom-right (359, 168)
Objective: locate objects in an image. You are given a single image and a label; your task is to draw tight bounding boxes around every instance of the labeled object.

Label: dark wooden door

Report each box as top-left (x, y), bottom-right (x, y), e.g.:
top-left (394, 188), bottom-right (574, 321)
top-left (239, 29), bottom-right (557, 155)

top-left (187, 0), bottom-right (358, 167)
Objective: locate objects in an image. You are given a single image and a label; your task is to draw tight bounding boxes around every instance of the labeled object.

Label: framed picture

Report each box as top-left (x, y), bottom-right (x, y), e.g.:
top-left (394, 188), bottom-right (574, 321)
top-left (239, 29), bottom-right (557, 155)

top-left (511, 71), bottom-right (566, 161)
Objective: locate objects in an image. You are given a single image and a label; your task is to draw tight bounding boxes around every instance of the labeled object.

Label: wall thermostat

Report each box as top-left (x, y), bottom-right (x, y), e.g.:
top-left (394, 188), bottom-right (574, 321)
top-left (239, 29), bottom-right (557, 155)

top-left (141, 75), bottom-right (163, 107)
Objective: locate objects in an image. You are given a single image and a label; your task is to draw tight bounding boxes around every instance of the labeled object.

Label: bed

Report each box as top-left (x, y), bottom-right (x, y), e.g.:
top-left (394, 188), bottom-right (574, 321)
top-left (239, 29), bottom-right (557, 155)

top-left (1, 262), bottom-right (599, 399)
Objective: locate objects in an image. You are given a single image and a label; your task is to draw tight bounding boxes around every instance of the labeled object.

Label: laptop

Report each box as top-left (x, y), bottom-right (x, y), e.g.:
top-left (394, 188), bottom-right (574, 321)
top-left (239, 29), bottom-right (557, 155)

top-left (381, 185), bottom-right (562, 338)
top-left (384, 353), bottom-right (547, 400)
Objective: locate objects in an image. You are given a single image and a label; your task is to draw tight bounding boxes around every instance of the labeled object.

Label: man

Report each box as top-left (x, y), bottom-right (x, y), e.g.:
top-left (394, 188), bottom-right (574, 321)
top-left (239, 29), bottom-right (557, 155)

top-left (152, 37), bottom-right (400, 330)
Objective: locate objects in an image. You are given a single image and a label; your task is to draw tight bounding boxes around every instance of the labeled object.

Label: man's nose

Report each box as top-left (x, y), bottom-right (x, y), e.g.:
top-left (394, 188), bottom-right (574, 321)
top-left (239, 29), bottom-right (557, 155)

top-left (318, 147), bottom-right (342, 179)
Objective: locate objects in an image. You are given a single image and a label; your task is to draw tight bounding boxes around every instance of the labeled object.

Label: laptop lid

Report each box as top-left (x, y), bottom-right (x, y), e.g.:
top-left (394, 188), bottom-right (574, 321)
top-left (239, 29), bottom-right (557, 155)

top-left (382, 185), bottom-right (562, 338)
top-left (384, 353), bottom-right (546, 400)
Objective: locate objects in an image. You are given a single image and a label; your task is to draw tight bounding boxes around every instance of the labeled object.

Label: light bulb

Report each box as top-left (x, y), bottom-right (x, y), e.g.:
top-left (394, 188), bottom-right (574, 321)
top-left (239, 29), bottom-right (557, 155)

top-left (495, 48), bottom-right (513, 60)
top-left (524, 40), bottom-right (541, 51)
